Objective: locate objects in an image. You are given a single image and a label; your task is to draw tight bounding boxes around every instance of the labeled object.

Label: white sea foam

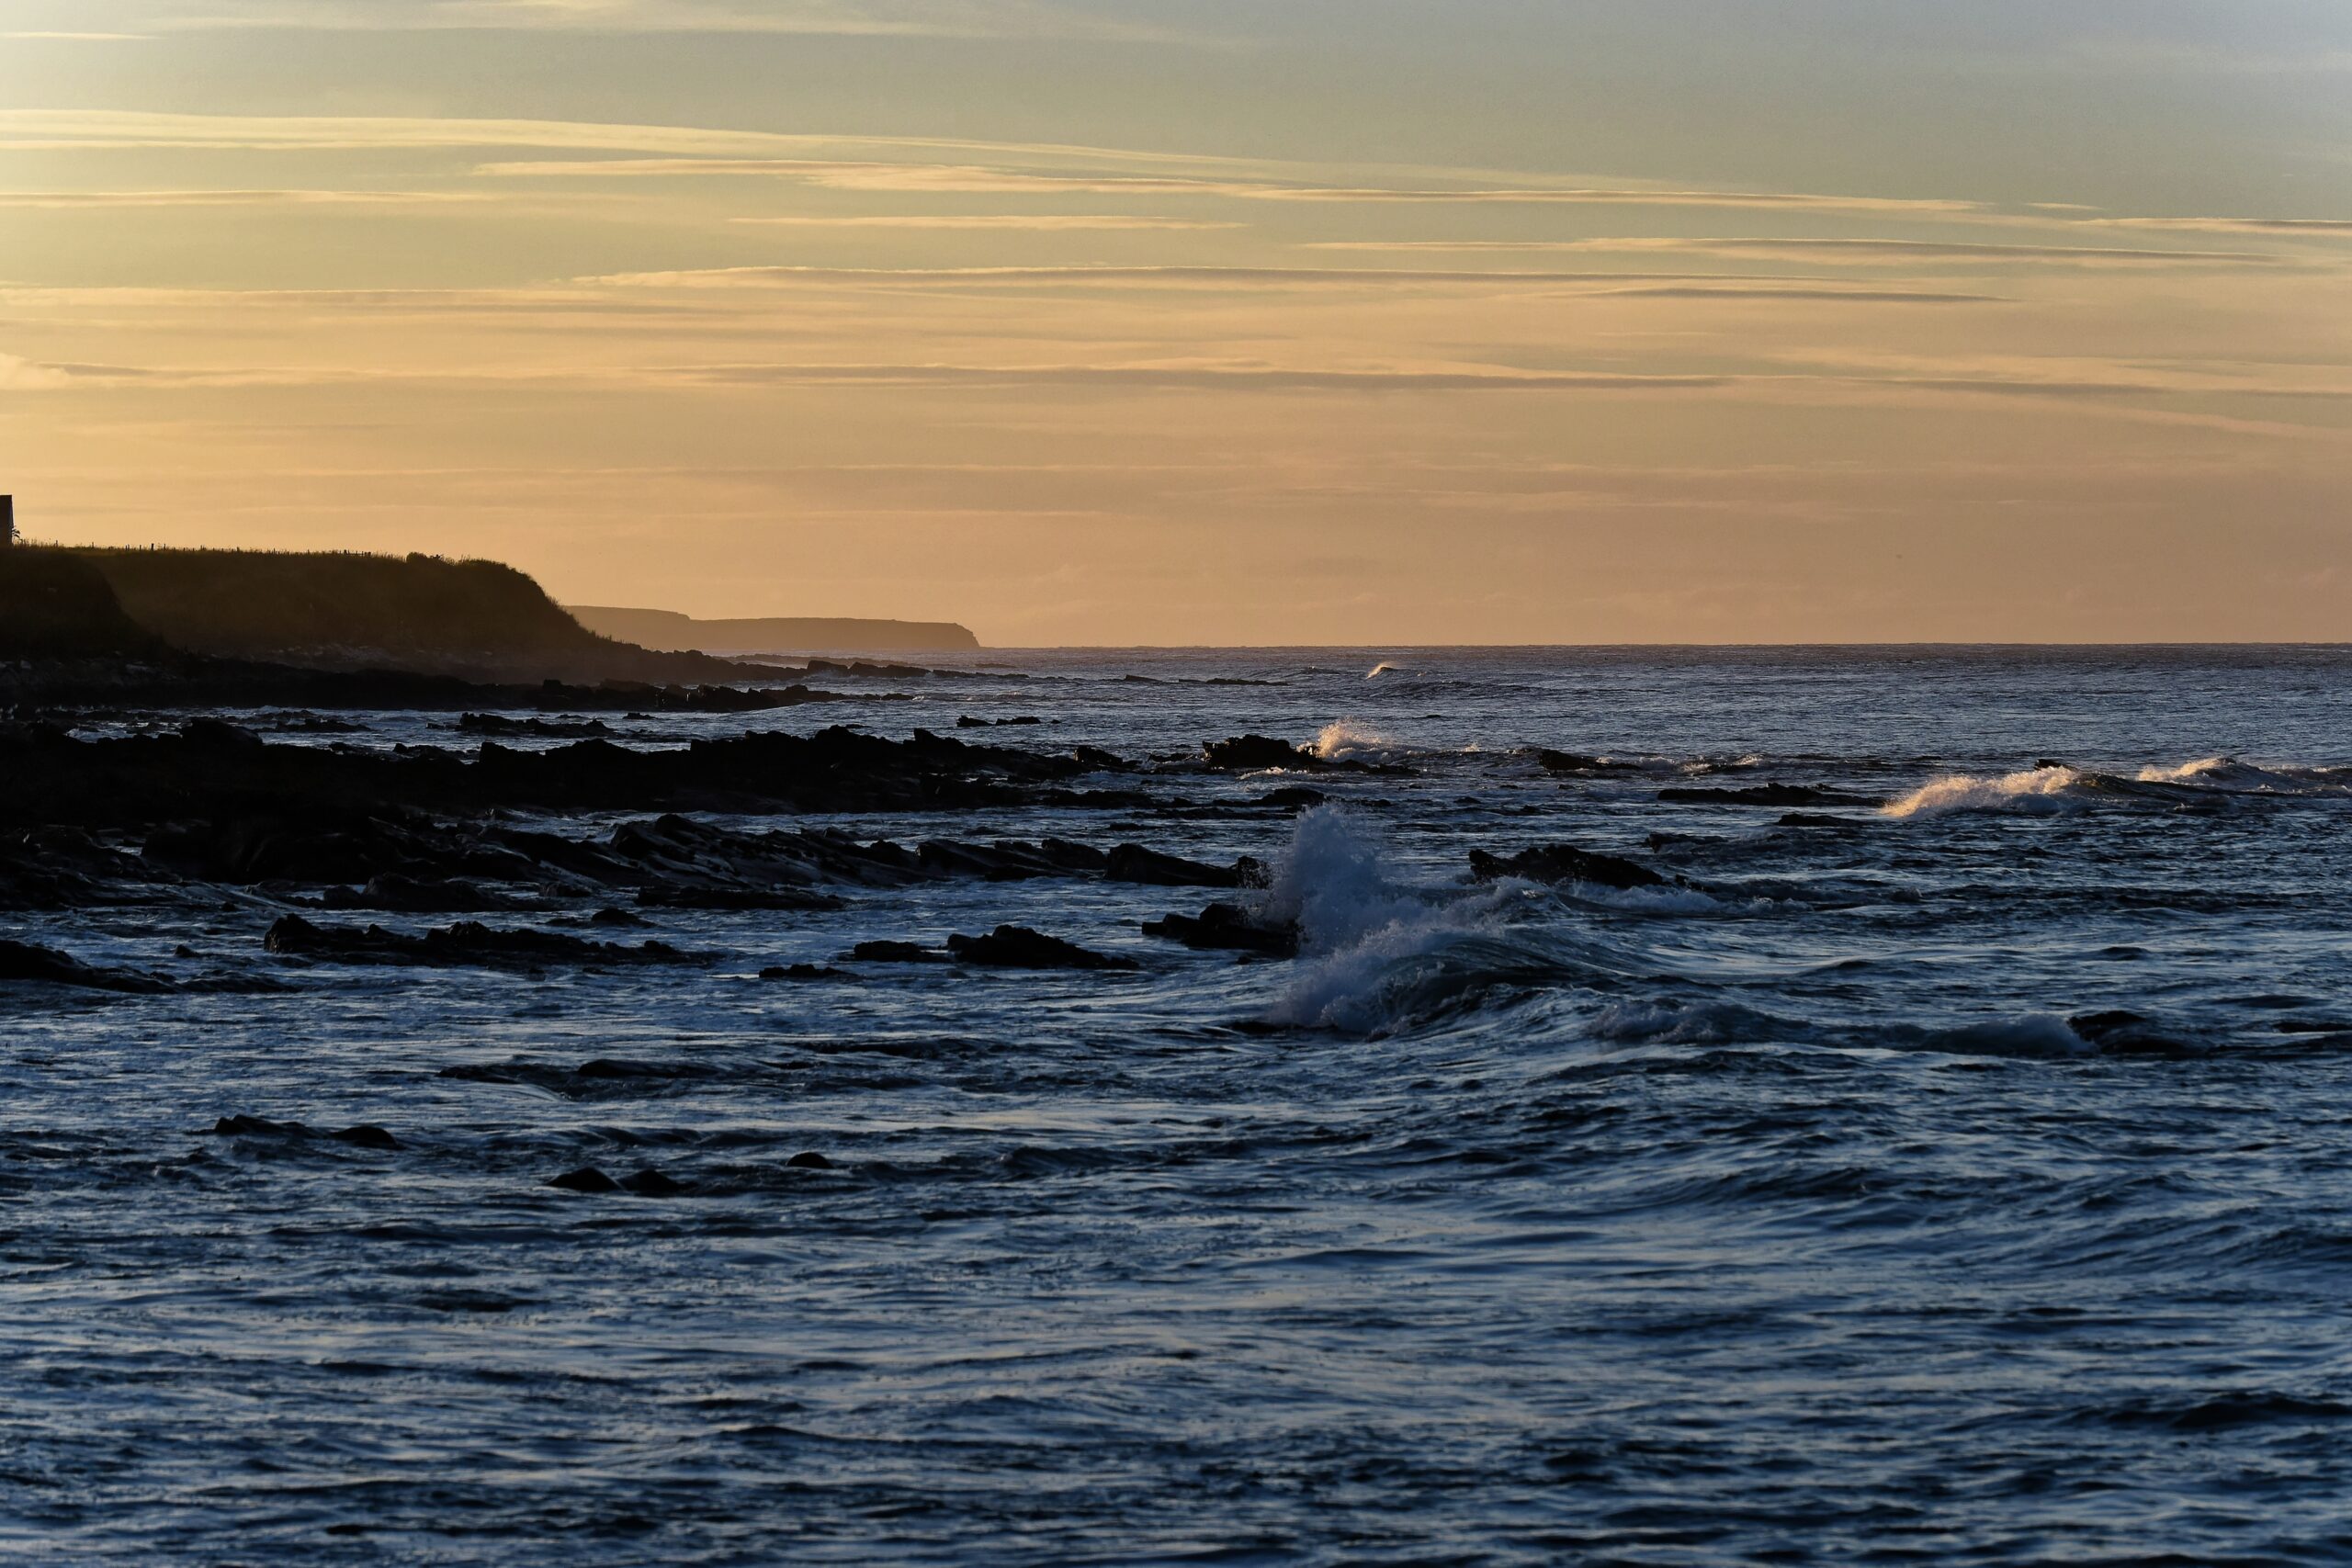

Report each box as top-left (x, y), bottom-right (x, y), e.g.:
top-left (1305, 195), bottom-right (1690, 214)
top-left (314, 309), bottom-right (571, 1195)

top-left (2134, 756), bottom-right (2347, 795)
top-left (1882, 767), bottom-right (2082, 818)
top-left (2136, 756), bottom-right (2233, 784)
top-left (1365, 661), bottom-right (1407, 679)
top-left (1311, 719), bottom-right (1399, 763)
top-left (1261, 806), bottom-right (1516, 1032)
top-left (1890, 756), bottom-right (2349, 817)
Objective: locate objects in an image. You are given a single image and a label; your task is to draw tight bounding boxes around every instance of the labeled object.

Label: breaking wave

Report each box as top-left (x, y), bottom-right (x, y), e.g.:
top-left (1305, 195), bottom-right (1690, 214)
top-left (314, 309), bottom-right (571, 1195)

top-left (1883, 767), bottom-right (2082, 818)
top-left (1311, 719), bottom-right (1403, 763)
top-left (1261, 807), bottom-right (1531, 1033)
top-left (1885, 756), bottom-right (2352, 818)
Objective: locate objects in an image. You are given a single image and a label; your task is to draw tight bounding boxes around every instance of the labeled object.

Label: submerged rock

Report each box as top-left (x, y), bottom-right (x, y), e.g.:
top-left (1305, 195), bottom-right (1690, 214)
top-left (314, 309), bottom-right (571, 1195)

top-left (212, 1113), bottom-right (308, 1138)
top-left (945, 925), bottom-right (1141, 972)
top-left (2066, 1010), bottom-right (2209, 1058)
top-left (209, 1114), bottom-right (400, 1150)
top-left (1468, 845), bottom-right (1667, 892)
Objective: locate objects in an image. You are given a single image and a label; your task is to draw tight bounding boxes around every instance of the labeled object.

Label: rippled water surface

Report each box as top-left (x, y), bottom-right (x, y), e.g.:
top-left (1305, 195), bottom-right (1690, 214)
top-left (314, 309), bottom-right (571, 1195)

top-left (9, 646), bottom-right (2352, 1563)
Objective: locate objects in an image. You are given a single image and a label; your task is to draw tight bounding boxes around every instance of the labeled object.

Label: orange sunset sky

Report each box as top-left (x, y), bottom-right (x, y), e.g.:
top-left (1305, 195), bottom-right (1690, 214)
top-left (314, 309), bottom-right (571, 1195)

top-left (2, 2), bottom-right (2349, 643)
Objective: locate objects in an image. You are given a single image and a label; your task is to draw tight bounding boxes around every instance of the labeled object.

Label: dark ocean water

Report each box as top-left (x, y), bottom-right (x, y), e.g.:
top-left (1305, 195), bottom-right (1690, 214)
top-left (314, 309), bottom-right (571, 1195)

top-left (8, 646), bottom-right (2352, 1563)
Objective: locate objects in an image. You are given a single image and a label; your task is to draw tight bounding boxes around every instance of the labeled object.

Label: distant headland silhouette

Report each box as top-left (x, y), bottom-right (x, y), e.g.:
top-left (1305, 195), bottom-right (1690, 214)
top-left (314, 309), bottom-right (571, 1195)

top-left (570, 605), bottom-right (979, 656)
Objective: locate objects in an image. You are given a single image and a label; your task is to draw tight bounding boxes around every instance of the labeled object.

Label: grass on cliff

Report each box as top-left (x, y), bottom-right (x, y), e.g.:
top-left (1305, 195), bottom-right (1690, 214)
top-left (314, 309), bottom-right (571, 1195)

top-left (72, 547), bottom-right (621, 661)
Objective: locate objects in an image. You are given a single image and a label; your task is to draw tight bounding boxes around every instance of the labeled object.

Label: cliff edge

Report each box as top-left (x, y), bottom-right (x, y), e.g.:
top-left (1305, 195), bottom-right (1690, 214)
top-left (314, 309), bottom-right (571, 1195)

top-left (70, 548), bottom-right (753, 683)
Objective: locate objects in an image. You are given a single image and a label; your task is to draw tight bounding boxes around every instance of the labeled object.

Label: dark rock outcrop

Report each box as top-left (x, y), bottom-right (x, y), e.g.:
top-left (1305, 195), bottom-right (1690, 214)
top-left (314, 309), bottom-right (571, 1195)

top-left (0, 827), bottom-right (181, 911)
top-left (457, 714), bottom-right (614, 739)
top-left (760, 963), bottom-right (850, 981)
top-left (0, 724), bottom-right (1142, 835)
top-left (265, 915), bottom-right (698, 968)
top-left (850, 940), bottom-right (950, 964)
top-left (1468, 845), bottom-right (1667, 892)
top-left (1142, 902), bottom-right (1299, 958)
top-left (944, 926), bottom-right (1141, 971)
top-left (0, 938), bottom-right (172, 993)
top-left (1103, 843), bottom-right (1243, 888)
top-left (1204, 735), bottom-right (1318, 771)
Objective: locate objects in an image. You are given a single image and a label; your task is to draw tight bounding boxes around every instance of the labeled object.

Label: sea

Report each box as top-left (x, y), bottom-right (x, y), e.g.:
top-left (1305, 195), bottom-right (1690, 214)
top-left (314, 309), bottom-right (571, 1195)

top-left (8, 645), bottom-right (2352, 1563)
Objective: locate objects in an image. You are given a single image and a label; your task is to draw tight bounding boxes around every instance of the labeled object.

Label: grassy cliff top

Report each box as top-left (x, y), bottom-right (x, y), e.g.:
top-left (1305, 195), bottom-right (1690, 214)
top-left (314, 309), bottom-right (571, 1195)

top-left (65, 547), bottom-right (749, 682)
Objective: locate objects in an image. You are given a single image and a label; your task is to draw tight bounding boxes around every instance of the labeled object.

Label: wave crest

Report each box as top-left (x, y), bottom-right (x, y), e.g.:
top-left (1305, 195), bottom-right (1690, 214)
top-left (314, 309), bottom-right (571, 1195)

top-left (1262, 807), bottom-right (1523, 1032)
top-left (1883, 767), bottom-right (2081, 818)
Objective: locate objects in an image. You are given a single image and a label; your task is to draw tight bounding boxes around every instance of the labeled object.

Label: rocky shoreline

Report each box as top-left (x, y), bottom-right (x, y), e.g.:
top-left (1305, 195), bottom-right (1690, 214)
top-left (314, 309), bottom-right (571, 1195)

top-left (0, 688), bottom-right (1329, 993)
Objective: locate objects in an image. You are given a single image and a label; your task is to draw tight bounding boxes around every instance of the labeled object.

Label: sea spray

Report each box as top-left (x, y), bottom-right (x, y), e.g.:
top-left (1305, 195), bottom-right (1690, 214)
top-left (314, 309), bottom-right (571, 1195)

top-left (1310, 719), bottom-right (1398, 764)
top-left (1262, 806), bottom-right (1521, 1032)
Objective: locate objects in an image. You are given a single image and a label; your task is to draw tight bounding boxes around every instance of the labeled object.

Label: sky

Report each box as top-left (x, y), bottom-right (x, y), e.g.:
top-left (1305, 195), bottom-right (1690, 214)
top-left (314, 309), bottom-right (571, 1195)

top-left (2, 1), bottom-right (2349, 644)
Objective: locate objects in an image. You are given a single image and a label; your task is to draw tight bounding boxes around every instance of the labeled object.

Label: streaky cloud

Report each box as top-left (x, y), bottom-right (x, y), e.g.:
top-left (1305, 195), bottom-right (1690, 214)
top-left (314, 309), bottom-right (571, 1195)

top-left (580, 265), bottom-right (1989, 296)
top-left (116, 0), bottom-right (1203, 43)
top-left (0, 189), bottom-right (492, 208)
top-left (730, 215), bottom-right (1238, 231)
top-left (2084, 217), bottom-right (2352, 237)
top-left (480, 156), bottom-right (1990, 215)
top-left (1307, 237), bottom-right (2287, 268)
